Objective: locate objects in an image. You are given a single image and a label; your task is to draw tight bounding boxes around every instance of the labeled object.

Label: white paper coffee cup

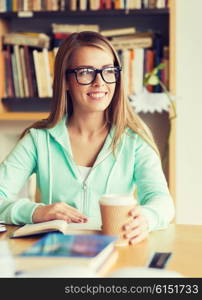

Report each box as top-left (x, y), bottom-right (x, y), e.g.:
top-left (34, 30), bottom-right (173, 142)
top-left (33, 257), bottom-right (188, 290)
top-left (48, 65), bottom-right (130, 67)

top-left (99, 194), bottom-right (137, 246)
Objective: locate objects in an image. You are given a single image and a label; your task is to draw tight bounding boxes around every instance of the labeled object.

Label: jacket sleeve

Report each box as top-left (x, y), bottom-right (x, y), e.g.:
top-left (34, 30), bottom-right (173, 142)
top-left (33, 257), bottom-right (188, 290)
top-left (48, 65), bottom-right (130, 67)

top-left (0, 130), bottom-right (44, 225)
top-left (133, 134), bottom-right (175, 232)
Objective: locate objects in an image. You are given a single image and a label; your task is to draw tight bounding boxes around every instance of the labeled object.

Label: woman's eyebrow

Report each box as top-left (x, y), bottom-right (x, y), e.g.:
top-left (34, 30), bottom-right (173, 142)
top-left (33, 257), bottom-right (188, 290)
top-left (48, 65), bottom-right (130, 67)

top-left (102, 64), bottom-right (114, 68)
top-left (73, 64), bottom-right (114, 69)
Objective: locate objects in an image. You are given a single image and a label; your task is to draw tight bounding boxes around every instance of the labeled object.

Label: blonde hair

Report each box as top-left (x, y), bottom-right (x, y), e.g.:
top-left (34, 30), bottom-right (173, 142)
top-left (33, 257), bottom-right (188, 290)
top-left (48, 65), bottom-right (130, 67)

top-left (21, 31), bottom-right (159, 155)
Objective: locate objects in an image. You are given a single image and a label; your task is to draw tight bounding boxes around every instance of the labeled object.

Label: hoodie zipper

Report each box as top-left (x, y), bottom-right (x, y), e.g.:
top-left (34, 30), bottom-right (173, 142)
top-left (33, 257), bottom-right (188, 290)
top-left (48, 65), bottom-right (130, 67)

top-left (81, 150), bottom-right (113, 214)
top-left (82, 181), bottom-right (87, 213)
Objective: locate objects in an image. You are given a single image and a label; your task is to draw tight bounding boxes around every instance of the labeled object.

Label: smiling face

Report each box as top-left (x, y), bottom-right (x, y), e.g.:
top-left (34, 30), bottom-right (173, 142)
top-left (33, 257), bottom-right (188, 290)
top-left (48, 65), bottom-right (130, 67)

top-left (66, 46), bottom-right (116, 115)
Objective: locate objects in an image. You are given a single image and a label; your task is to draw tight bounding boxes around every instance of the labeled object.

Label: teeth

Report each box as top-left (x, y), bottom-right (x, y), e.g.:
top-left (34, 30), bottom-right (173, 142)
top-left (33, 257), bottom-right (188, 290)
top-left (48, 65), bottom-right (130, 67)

top-left (88, 93), bottom-right (106, 98)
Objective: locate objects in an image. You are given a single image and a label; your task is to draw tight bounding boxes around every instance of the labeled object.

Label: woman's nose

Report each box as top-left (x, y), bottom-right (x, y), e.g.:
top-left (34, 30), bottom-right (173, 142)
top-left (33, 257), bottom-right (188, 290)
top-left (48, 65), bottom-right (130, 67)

top-left (92, 73), bottom-right (104, 86)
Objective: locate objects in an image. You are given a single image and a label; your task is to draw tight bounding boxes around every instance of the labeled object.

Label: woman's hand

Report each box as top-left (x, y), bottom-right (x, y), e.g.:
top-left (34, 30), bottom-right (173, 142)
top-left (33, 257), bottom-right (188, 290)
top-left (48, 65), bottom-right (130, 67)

top-left (123, 205), bottom-right (149, 245)
top-left (32, 202), bottom-right (88, 224)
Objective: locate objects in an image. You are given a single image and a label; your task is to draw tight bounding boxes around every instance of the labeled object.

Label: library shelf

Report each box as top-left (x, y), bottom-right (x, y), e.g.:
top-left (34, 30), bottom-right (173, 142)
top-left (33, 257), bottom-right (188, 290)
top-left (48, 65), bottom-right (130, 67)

top-left (0, 9), bottom-right (169, 19)
top-left (0, 112), bottom-right (49, 121)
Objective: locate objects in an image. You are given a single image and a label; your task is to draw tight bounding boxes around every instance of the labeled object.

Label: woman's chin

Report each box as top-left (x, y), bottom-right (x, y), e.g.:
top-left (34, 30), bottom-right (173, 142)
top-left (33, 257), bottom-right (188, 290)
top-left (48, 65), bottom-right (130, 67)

top-left (85, 101), bottom-right (111, 112)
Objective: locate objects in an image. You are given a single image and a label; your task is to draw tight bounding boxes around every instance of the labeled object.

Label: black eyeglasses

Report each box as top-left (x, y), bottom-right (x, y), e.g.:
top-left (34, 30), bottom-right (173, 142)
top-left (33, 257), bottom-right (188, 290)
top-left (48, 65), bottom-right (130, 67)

top-left (66, 66), bottom-right (122, 85)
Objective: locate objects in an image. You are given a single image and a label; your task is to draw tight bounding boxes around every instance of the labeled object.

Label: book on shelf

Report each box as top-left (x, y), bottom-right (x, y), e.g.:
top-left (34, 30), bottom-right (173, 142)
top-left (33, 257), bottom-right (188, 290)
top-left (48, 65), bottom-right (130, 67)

top-left (42, 48), bottom-right (53, 97)
top-left (33, 49), bottom-right (43, 98)
top-left (79, 0), bottom-right (88, 10)
top-left (161, 46), bottom-right (169, 89)
top-left (148, 0), bottom-right (158, 9)
top-left (4, 45), bottom-right (15, 98)
top-left (15, 232), bottom-right (118, 275)
top-left (25, 46), bottom-right (39, 97)
top-left (48, 50), bottom-right (55, 87)
top-left (100, 27), bottom-right (136, 37)
top-left (52, 23), bottom-right (100, 50)
top-left (12, 219), bottom-right (102, 238)
top-left (122, 49), bottom-right (130, 95)
top-left (60, 0), bottom-right (65, 11)
top-left (100, 0), bottom-right (105, 9)
top-left (114, 0), bottom-right (122, 9)
top-left (129, 49), bottom-right (135, 95)
top-left (22, 0), bottom-right (33, 11)
top-left (133, 48), bottom-right (144, 94)
top-left (33, 49), bottom-right (52, 98)
top-left (13, 45), bottom-right (25, 98)
top-left (89, 0), bottom-right (100, 10)
top-left (156, 0), bottom-right (166, 8)
top-left (23, 45), bottom-right (34, 97)
top-left (124, 0), bottom-right (142, 9)
top-left (69, 0), bottom-right (77, 11)
top-left (11, 52), bottom-right (20, 97)
top-left (52, 23), bottom-right (100, 33)
top-left (52, 32), bottom-right (71, 48)
top-left (121, 47), bottom-right (144, 95)
top-left (144, 48), bottom-right (155, 92)
top-left (19, 46), bottom-right (29, 98)
top-left (110, 36), bottom-right (153, 50)
top-left (3, 32), bottom-right (50, 49)
top-left (135, 0), bottom-right (142, 9)
top-left (105, 0), bottom-right (112, 9)
top-left (110, 31), bottom-right (154, 41)
top-left (142, 0), bottom-right (149, 8)
top-left (46, 0), bottom-right (59, 11)
top-left (119, 48), bottom-right (150, 96)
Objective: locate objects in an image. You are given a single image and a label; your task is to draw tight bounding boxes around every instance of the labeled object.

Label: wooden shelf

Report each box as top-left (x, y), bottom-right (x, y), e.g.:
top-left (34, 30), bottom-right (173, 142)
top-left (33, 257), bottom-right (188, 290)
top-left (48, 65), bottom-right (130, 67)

top-left (0, 9), bottom-right (169, 19)
top-left (0, 112), bottom-right (49, 121)
top-left (1, 97), bottom-right (51, 112)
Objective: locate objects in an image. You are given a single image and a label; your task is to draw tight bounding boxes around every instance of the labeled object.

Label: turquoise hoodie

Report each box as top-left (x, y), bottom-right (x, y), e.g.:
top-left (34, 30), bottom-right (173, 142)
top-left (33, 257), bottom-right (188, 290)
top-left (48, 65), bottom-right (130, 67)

top-left (0, 117), bottom-right (174, 231)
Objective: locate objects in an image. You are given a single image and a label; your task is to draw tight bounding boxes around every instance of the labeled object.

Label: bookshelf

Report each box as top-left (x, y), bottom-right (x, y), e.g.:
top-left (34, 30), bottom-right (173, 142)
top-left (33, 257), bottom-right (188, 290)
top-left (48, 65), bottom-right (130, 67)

top-left (0, 3), bottom-right (176, 197)
top-left (0, 8), bottom-right (170, 117)
top-left (0, 112), bottom-right (48, 120)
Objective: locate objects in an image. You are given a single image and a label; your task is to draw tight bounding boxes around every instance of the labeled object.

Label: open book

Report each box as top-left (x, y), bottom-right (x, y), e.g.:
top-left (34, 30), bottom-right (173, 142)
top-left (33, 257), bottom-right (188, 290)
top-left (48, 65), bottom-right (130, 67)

top-left (12, 219), bottom-right (101, 238)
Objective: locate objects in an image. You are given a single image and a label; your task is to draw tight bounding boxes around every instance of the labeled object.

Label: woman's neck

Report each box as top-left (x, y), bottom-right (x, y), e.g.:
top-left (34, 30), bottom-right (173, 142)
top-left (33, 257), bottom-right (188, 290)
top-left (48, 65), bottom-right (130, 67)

top-left (68, 112), bottom-right (109, 138)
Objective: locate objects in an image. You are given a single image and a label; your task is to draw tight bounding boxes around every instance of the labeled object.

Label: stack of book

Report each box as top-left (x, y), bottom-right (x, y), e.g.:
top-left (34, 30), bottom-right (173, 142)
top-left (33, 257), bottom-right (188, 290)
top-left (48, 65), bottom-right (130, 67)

top-left (52, 23), bottom-right (100, 55)
top-left (2, 32), bottom-right (52, 99)
top-left (13, 220), bottom-right (119, 277)
top-left (100, 28), bottom-right (168, 95)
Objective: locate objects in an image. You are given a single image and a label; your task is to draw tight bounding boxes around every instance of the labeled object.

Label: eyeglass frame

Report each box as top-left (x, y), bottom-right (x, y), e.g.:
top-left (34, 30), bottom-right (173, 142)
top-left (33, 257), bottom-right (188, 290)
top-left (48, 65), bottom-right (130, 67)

top-left (66, 66), bottom-right (122, 85)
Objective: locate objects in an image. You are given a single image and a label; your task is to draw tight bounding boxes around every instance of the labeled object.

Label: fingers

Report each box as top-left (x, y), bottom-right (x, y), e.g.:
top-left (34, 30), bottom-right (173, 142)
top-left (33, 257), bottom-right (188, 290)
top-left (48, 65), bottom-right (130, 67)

top-left (122, 206), bottom-right (142, 230)
top-left (123, 218), bottom-right (139, 231)
top-left (122, 205), bottom-right (149, 245)
top-left (124, 219), bottom-right (148, 239)
top-left (52, 211), bottom-right (83, 223)
top-left (53, 202), bottom-right (88, 222)
top-left (129, 230), bottom-right (149, 245)
top-left (129, 205), bottom-right (142, 217)
top-left (32, 202), bottom-right (88, 223)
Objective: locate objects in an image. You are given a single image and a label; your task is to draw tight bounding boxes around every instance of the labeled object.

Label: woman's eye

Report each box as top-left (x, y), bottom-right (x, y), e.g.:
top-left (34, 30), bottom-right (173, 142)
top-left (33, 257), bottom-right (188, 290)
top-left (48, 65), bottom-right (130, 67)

top-left (78, 69), bottom-right (93, 76)
top-left (104, 68), bottom-right (115, 74)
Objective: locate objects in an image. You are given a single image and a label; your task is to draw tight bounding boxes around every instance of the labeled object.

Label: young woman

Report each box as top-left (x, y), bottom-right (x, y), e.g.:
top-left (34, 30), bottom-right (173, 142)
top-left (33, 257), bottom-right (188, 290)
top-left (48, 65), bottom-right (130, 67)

top-left (0, 31), bottom-right (174, 244)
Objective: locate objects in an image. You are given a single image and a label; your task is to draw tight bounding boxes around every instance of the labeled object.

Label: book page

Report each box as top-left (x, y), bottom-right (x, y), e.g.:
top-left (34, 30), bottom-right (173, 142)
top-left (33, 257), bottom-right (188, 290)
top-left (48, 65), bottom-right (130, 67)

top-left (68, 220), bottom-right (101, 231)
top-left (12, 219), bottom-right (67, 237)
top-left (12, 219), bottom-right (101, 237)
